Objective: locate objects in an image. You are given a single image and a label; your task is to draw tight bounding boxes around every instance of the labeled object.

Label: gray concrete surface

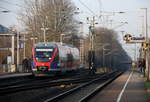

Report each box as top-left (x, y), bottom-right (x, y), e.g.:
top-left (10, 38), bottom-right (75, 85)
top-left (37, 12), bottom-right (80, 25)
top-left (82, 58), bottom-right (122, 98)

top-left (89, 71), bottom-right (149, 102)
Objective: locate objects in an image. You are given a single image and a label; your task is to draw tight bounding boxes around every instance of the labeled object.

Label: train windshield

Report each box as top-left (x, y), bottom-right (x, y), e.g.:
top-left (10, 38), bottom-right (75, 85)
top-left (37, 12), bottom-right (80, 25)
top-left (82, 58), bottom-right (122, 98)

top-left (35, 48), bottom-right (54, 62)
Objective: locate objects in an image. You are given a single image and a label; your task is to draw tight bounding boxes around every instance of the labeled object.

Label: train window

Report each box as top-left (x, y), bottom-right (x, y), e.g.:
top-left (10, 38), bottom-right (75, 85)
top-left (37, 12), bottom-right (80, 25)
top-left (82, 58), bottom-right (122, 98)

top-left (35, 51), bottom-right (53, 62)
top-left (36, 49), bottom-right (53, 52)
top-left (67, 54), bottom-right (73, 62)
top-left (35, 51), bottom-right (53, 58)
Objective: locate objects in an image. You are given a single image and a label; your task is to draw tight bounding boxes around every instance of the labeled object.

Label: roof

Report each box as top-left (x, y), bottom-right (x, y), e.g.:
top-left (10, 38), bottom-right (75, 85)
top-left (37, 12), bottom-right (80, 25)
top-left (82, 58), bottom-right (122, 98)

top-left (35, 42), bottom-right (57, 48)
top-left (0, 24), bottom-right (16, 36)
top-left (35, 42), bottom-right (75, 48)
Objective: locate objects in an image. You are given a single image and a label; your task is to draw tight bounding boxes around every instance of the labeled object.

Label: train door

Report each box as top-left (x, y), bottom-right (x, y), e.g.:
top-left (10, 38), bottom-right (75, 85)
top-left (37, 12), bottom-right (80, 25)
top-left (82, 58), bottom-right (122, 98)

top-left (67, 53), bottom-right (73, 68)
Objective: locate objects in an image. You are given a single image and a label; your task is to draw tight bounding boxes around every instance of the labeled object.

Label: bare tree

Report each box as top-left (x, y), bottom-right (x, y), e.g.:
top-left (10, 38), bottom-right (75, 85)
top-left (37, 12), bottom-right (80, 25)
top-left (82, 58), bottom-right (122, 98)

top-left (18, 0), bottom-right (80, 57)
top-left (83, 27), bottom-right (131, 70)
top-left (19, 0), bottom-right (79, 43)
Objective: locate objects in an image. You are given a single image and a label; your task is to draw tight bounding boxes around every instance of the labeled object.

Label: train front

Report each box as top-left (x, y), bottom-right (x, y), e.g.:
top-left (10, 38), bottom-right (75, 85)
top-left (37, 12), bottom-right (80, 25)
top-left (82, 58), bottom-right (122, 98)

top-left (32, 43), bottom-right (58, 76)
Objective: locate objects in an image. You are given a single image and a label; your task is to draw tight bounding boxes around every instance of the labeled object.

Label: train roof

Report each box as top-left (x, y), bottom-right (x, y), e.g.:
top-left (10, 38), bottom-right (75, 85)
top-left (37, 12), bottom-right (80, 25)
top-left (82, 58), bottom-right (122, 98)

top-left (35, 42), bottom-right (75, 48)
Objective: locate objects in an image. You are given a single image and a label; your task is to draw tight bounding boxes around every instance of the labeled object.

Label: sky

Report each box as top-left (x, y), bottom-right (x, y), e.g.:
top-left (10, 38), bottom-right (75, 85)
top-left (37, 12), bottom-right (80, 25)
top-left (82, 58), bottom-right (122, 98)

top-left (73, 0), bottom-right (150, 60)
top-left (0, 0), bottom-right (21, 26)
top-left (0, 0), bottom-right (150, 60)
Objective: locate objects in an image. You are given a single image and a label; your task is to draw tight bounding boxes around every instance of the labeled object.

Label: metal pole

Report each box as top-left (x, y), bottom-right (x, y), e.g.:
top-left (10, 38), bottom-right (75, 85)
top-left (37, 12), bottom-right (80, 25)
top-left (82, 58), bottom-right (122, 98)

top-left (92, 16), bottom-right (95, 51)
top-left (60, 34), bottom-right (64, 44)
top-left (134, 44), bottom-right (136, 61)
top-left (145, 8), bottom-right (149, 81)
top-left (80, 22), bottom-right (84, 64)
top-left (17, 32), bottom-right (20, 72)
top-left (80, 40), bottom-right (82, 63)
top-left (103, 46), bottom-right (105, 72)
top-left (145, 8), bottom-right (148, 40)
top-left (41, 27), bottom-right (49, 43)
top-left (81, 40), bottom-right (84, 64)
top-left (141, 16), bottom-right (145, 36)
top-left (102, 44), bottom-right (111, 72)
top-left (141, 8), bottom-right (149, 80)
top-left (11, 35), bottom-right (14, 64)
top-left (82, 40), bottom-right (84, 64)
top-left (44, 28), bottom-right (46, 42)
top-left (60, 34), bottom-right (62, 44)
top-left (79, 40), bottom-right (84, 64)
top-left (23, 34), bottom-right (26, 59)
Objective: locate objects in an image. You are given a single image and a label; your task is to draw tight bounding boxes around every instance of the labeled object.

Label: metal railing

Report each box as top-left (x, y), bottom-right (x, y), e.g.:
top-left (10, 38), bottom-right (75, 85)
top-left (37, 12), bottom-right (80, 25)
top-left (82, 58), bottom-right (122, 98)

top-left (0, 64), bottom-right (30, 73)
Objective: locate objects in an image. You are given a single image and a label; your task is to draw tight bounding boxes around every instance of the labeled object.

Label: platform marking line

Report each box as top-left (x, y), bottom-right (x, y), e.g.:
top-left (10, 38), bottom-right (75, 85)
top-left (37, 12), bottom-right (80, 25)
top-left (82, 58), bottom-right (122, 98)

top-left (116, 71), bottom-right (133, 102)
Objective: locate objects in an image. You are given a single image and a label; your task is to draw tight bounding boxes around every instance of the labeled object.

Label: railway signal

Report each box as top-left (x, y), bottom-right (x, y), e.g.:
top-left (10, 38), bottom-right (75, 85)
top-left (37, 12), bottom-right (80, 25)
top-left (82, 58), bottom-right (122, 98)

top-left (132, 37), bottom-right (145, 40)
top-left (142, 42), bottom-right (149, 50)
top-left (123, 33), bottom-right (150, 80)
top-left (123, 34), bottom-right (132, 41)
top-left (123, 34), bottom-right (146, 44)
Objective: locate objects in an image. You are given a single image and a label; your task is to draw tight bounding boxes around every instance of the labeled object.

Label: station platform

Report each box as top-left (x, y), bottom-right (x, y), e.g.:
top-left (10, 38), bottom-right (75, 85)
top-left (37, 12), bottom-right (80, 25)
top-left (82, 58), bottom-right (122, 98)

top-left (0, 72), bottom-right (32, 79)
top-left (89, 70), bottom-right (149, 102)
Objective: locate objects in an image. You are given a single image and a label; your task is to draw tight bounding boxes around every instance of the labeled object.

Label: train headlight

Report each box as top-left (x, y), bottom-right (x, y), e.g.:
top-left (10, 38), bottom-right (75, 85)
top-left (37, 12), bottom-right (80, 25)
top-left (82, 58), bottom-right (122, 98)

top-left (57, 63), bottom-right (61, 67)
top-left (36, 57), bottom-right (38, 60)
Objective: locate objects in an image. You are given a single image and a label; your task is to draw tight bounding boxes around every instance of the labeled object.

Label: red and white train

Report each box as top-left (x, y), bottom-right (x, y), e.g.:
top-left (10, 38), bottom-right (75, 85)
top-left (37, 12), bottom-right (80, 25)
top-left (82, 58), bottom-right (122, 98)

top-left (31, 42), bottom-right (80, 76)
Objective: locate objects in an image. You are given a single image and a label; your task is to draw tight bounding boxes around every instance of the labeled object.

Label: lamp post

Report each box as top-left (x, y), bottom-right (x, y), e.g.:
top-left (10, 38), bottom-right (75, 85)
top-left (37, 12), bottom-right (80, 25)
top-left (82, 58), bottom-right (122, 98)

top-left (41, 27), bottom-right (49, 42)
top-left (79, 21), bottom-right (85, 64)
top-left (60, 33), bottom-right (65, 44)
top-left (30, 36), bottom-right (38, 46)
top-left (141, 8), bottom-right (149, 80)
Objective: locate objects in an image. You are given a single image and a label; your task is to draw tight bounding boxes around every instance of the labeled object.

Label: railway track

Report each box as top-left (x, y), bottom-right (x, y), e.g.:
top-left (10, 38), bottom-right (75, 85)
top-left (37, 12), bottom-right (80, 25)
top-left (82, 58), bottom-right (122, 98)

top-left (0, 75), bottom-right (67, 88)
top-left (0, 69), bottom-right (89, 88)
top-left (0, 70), bottom-right (103, 95)
top-left (0, 74), bottom-right (33, 86)
top-left (44, 71), bottom-right (123, 102)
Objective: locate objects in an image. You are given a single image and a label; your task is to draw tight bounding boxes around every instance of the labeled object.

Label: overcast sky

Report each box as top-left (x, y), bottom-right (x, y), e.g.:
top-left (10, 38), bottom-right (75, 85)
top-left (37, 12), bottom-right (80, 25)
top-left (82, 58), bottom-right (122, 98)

top-left (0, 0), bottom-right (150, 60)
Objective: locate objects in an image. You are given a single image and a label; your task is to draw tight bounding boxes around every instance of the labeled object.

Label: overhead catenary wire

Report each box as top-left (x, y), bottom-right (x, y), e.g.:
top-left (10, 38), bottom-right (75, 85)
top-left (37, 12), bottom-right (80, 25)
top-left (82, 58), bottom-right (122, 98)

top-left (78, 0), bottom-right (97, 16)
top-left (0, 6), bottom-right (18, 15)
top-left (0, 0), bottom-right (25, 14)
top-left (97, 0), bottom-right (102, 15)
top-left (96, 0), bottom-right (103, 23)
top-left (0, 6), bottom-right (9, 10)
top-left (0, 0), bottom-right (23, 8)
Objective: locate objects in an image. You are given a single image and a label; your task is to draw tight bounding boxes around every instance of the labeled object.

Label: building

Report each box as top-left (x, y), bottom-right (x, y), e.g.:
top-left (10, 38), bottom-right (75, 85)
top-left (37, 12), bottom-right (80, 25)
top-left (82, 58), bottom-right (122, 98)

top-left (0, 24), bottom-right (16, 64)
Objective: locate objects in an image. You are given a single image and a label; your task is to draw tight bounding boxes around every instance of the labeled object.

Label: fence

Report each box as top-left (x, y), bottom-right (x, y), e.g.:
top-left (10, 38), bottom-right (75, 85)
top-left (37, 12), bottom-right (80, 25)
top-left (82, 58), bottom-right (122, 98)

top-left (0, 64), bottom-right (26, 73)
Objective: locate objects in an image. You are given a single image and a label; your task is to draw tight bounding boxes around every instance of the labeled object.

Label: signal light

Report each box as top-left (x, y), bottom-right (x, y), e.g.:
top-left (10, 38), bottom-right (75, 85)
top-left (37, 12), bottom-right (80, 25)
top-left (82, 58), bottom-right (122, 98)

top-left (123, 34), bottom-right (132, 41)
